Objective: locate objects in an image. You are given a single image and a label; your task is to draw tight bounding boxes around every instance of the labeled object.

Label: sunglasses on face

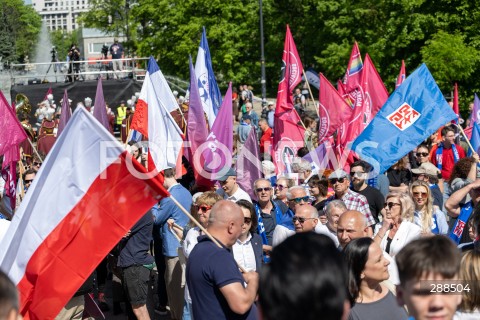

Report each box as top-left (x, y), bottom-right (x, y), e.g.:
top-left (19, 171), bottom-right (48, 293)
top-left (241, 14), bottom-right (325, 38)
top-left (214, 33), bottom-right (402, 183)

top-left (350, 171), bottom-right (365, 178)
top-left (33, 162), bottom-right (41, 166)
top-left (292, 216), bottom-right (316, 224)
top-left (290, 196), bottom-right (310, 204)
top-left (384, 202), bottom-right (401, 209)
top-left (243, 217), bottom-right (252, 224)
top-left (413, 192), bottom-right (428, 199)
top-left (416, 152), bottom-right (429, 157)
top-left (276, 184), bottom-right (287, 191)
top-left (255, 187), bottom-right (272, 193)
top-left (329, 177), bottom-right (346, 185)
top-left (196, 204), bottom-right (212, 212)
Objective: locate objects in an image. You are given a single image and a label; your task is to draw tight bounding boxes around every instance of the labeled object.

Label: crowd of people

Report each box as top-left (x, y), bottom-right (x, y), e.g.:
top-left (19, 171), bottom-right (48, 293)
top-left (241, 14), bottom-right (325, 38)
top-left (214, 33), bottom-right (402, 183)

top-left (2, 84), bottom-right (480, 320)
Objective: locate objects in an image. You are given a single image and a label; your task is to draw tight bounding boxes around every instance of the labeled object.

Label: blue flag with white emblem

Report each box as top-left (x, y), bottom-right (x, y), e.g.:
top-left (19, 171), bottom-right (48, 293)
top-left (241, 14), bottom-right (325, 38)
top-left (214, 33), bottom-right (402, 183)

top-left (195, 26), bottom-right (222, 128)
top-left (351, 64), bottom-right (457, 174)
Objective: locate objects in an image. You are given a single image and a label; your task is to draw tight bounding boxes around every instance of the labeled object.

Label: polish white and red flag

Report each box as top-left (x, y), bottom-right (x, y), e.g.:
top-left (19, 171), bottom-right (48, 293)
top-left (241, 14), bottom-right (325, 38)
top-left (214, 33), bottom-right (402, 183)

top-left (0, 107), bottom-right (169, 319)
top-left (130, 56), bottom-right (184, 176)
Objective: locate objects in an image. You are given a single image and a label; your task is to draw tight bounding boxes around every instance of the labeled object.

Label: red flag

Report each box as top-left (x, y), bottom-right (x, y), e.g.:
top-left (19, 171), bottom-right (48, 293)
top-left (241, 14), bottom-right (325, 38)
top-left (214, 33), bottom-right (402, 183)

top-left (0, 91), bottom-right (27, 157)
top-left (273, 25), bottom-right (305, 174)
top-left (343, 41), bottom-right (363, 92)
top-left (396, 60), bottom-right (406, 88)
top-left (0, 107), bottom-right (169, 319)
top-left (453, 83), bottom-right (459, 123)
top-left (341, 54), bottom-right (388, 147)
top-left (318, 73), bottom-right (353, 143)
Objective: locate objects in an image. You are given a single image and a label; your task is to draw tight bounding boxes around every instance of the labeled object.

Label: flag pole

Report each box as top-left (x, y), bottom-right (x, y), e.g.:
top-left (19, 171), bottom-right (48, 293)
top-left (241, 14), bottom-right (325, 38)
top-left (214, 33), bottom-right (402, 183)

top-left (303, 70), bottom-right (319, 117)
top-left (169, 194), bottom-right (247, 273)
top-left (28, 138), bottom-right (44, 163)
top-left (453, 123), bottom-right (476, 154)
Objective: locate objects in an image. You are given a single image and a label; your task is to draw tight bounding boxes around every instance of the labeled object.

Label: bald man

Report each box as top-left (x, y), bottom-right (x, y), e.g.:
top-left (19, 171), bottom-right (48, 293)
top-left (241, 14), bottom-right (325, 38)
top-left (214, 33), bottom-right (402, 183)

top-left (293, 204), bottom-right (318, 233)
top-left (186, 200), bottom-right (259, 320)
top-left (337, 210), bottom-right (399, 285)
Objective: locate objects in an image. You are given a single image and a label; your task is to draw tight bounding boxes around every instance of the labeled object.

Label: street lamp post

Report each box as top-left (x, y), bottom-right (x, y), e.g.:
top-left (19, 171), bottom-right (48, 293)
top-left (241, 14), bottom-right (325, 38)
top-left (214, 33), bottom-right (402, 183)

top-left (259, 0), bottom-right (266, 108)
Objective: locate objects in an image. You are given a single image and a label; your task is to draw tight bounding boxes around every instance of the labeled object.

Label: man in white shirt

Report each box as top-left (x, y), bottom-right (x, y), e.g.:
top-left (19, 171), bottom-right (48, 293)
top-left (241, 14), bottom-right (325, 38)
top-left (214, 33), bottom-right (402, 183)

top-left (218, 168), bottom-right (252, 203)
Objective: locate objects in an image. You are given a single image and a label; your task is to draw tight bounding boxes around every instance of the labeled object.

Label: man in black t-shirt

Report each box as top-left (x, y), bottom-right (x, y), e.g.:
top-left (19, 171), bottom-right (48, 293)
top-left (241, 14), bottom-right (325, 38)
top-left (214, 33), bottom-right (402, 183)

top-left (350, 160), bottom-right (385, 224)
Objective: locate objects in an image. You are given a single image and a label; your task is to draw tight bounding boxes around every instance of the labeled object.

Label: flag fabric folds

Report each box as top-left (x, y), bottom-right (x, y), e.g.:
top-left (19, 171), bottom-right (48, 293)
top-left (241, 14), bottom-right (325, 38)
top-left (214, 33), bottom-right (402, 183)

top-left (57, 90), bottom-right (71, 137)
top-left (343, 41), bottom-right (363, 93)
top-left (317, 73), bottom-right (353, 142)
top-left (130, 57), bottom-right (184, 173)
top-left (469, 93), bottom-right (480, 127)
top-left (188, 57), bottom-right (212, 187)
top-left (203, 83), bottom-right (233, 180)
top-left (195, 26), bottom-right (222, 128)
top-left (351, 64), bottom-right (457, 174)
top-left (469, 122), bottom-right (480, 156)
top-left (236, 128), bottom-right (263, 200)
top-left (396, 60), bottom-right (406, 88)
top-left (93, 77), bottom-right (111, 132)
top-left (0, 91), bottom-right (27, 157)
top-left (273, 25), bottom-right (305, 174)
top-left (0, 107), bottom-right (169, 319)
top-left (1, 145), bottom-right (20, 216)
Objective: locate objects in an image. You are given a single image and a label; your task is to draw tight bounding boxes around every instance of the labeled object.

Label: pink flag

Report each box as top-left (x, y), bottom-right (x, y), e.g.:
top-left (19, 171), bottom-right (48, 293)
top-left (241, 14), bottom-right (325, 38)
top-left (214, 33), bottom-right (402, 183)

top-left (57, 90), bottom-right (71, 137)
top-left (0, 91), bottom-right (27, 157)
top-left (1, 145), bottom-right (19, 215)
top-left (187, 56), bottom-right (212, 187)
top-left (93, 77), bottom-right (111, 132)
top-left (0, 107), bottom-right (169, 320)
top-left (203, 83), bottom-right (233, 180)
top-left (396, 60), bottom-right (406, 88)
top-left (469, 93), bottom-right (480, 128)
top-left (236, 128), bottom-right (263, 201)
top-left (273, 25), bottom-right (305, 174)
top-left (317, 73), bottom-right (353, 142)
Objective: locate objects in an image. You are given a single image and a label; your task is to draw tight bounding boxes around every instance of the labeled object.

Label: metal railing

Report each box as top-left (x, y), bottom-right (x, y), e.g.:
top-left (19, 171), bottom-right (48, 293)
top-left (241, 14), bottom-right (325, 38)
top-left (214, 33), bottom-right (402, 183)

top-left (9, 57), bottom-right (150, 85)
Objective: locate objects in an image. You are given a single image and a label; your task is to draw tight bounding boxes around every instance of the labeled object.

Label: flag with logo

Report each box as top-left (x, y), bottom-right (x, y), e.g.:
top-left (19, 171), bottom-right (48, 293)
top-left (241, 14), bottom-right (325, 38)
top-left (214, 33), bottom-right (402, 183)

top-left (0, 107), bottom-right (169, 319)
top-left (272, 25), bottom-right (305, 174)
top-left (203, 83), bottom-right (233, 181)
top-left (351, 63), bottom-right (457, 174)
top-left (195, 26), bottom-right (222, 128)
top-left (317, 73), bottom-right (353, 143)
top-left (396, 60), bottom-right (406, 88)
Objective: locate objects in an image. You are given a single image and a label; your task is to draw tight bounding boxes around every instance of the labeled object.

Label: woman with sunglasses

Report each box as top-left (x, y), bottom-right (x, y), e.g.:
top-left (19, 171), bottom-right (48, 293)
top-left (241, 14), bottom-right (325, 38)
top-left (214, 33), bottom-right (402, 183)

top-left (374, 192), bottom-right (421, 257)
top-left (233, 200), bottom-right (263, 272)
top-left (409, 180), bottom-right (448, 235)
top-left (344, 237), bottom-right (408, 320)
top-left (413, 144), bottom-right (431, 166)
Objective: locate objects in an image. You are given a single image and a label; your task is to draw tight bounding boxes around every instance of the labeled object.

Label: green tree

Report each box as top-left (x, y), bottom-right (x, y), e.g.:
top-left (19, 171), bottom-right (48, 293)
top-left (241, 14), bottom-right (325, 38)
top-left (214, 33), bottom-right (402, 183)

top-left (0, 0), bottom-right (41, 62)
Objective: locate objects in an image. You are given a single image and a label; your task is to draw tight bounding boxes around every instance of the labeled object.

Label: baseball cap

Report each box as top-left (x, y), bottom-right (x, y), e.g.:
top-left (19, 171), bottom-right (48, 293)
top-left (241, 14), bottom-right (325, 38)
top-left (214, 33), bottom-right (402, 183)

top-left (411, 162), bottom-right (440, 176)
top-left (217, 167), bottom-right (236, 182)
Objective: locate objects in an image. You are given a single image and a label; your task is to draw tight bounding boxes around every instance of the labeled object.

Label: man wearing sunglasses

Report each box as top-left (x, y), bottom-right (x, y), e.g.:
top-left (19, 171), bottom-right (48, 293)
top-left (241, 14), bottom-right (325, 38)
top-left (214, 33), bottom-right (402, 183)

top-left (253, 179), bottom-right (290, 260)
top-left (326, 169), bottom-right (376, 232)
top-left (218, 168), bottom-right (252, 203)
top-left (23, 169), bottom-right (36, 194)
top-left (292, 205), bottom-right (319, 233)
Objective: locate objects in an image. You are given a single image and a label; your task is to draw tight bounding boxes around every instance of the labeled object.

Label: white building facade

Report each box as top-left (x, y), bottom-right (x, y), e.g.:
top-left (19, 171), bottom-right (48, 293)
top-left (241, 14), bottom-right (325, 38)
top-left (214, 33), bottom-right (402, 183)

top-left (31, 0), bottom-right (90, 32)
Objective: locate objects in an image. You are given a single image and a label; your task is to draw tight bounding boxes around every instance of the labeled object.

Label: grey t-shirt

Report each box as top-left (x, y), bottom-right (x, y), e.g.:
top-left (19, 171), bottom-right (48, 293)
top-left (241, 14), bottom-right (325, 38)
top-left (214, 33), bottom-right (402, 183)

top-left (348, 290), bottom-right (408, 320)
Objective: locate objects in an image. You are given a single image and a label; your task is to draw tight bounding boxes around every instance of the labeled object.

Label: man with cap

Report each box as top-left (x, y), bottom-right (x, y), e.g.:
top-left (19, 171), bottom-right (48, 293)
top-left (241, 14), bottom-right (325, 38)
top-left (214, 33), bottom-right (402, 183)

top-left (326, 169), bottom-right (376, 232)
top-left (411, 161), bottom-right (443, 208)
top-left (266, 101), bottom-right (275, 128)
top-left (218, 167), bottom-right (252, 203)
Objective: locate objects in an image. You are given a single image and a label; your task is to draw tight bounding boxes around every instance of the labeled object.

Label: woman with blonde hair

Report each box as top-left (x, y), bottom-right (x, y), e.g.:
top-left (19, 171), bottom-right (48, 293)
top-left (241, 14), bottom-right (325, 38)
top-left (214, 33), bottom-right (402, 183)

top-left (455, 250), bottom-right (480, 319)
top-left (374, 191), bottom-right (421, 257)
top-left (409, 180), bottom-right (448, 235)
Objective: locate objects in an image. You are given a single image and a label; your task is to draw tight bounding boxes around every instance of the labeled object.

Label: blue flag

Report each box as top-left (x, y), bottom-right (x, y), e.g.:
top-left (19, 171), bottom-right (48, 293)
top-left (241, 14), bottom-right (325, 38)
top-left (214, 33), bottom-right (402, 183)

top-left (195, 26), bottom-right (222, 128)
top-left (351, 63), bottom-right (457, 174)
top-left (469, 122), bottom-right (480, 156)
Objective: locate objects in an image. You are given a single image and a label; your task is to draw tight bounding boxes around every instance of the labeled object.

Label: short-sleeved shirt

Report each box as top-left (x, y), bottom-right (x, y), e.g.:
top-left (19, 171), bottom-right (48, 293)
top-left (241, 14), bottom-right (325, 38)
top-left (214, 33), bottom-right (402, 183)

top-left (326, 189), bottom-right (375, 226)
top-left (186, 236), bottom-right (258, 320)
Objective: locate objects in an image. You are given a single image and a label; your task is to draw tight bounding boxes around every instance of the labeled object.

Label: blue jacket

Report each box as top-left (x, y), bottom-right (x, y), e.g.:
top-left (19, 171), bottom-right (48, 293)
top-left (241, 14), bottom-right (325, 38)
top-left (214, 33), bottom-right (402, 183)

top-left (251, 232), bottom-right (264, 272)
top-left (152, 184), bottom-right (192, 257)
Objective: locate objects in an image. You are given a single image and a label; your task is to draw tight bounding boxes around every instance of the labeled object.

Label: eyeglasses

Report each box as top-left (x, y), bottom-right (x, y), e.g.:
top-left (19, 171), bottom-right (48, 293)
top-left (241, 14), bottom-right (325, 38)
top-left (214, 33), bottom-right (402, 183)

top-left (350, 171), bottom-right (365, 178)
top-left (384, 202), bottom-right (401, 209)
top-left (255, 187), bottom-right (272, 193)
top-left (413, 192), bottom-right (428, 199)
top-left (24, 179), bottom-right (33, 184)
top-left (329, 177), bottom-right (346, 185)
top-left (243, 217), bottom-right (252, 224)
top-left (33, 162), bottom-right (41, 166)
top-left (416, 152), bottom-right (429, 157)
top-left (276, 184), bottom-right (287, 191)
top-left (292, 216), bottom-right (316, 224)
top-left (290, 196), bottom-right (310, 204)
top-left (196, 204), bottom-right (212, 212)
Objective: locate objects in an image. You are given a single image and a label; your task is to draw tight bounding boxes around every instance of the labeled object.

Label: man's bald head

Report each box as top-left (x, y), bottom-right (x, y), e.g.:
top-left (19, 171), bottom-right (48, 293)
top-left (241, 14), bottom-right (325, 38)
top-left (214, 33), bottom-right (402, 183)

top-left (336, 210), bottom-right (369, 248)
top-left (293, 204), bottom-right (318, 233)
top-left (207, 200), bottom-right (244, 246)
